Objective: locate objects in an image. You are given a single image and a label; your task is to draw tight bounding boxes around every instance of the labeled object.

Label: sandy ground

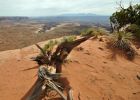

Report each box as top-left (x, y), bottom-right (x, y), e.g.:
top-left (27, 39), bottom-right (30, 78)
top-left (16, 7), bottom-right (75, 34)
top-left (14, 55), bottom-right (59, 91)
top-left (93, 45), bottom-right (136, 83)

top-left (0, 37), bottom-right (140, 100)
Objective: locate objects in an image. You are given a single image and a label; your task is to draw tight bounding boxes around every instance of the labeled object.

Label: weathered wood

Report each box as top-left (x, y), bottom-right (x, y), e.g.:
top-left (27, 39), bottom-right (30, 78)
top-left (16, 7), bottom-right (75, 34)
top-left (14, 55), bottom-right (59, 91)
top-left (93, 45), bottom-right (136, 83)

top-left (34, 36), bottom-right (92, 73)
top-left (46, 80), bottom-right (67, 100)
top-left (68, 89), bottom-right (73, 100)
top-left (28, 36), bottom-right (92, 100)
top-left (52, 36), bottom-right (92, 73)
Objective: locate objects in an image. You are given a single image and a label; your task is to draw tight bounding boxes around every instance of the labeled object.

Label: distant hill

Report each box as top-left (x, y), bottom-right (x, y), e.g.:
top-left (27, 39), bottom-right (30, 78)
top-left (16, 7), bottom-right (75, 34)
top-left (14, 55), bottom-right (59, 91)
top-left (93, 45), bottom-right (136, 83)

top-left (33, 14), bottom-right (109, 23)
top-left (32, 15), bottom-right (110, 28)
top-left (0, 15), bottom-right (111, 36)
top-left (0, 17), bottom-right (29, 21)
top-left (0, 14), bottom-right (110, 28)
top-left (60, 13), bottom-right (97, 16)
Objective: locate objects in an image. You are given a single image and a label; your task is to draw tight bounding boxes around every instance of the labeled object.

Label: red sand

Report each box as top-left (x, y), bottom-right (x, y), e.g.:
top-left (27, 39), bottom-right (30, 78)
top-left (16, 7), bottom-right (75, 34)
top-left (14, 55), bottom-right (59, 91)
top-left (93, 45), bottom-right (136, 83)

top-left (0, 38), bottom-right (140, 100)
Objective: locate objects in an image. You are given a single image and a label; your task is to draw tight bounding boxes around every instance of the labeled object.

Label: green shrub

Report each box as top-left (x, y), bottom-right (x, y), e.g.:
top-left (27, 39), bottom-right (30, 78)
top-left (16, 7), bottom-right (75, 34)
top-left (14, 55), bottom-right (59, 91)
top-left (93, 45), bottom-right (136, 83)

top-left (61, 35), bottom-right (76, 43)
top-left (94, 28), bottom-right (107, 37)
top-left (43, 40), bottom-right (58, 52)
top-left (81, 28), bottom-right (107, 37)
top-left (42, 35), bottom-right (76, 54)
top-left (110, 4), bottom-right (140, 31)
top-left (112, 32), bottom-right (133, 48)
top-left (126, 24), bottom-right (140, 40)
top-left (81, 28), bottom-right (94, 36)
top-left (110, 31), bottom-right (135, 60)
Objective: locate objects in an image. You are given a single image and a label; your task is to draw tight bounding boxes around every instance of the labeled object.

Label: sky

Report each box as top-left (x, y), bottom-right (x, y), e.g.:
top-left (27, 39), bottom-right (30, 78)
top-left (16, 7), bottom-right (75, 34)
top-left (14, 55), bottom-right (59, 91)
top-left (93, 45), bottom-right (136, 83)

top-left (0, 0), bottom-right (139, 16)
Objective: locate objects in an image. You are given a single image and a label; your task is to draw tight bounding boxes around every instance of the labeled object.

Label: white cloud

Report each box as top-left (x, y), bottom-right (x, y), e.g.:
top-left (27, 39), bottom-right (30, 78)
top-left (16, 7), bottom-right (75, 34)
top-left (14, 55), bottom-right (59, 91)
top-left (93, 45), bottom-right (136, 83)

top-left (0, 0), bottom-right (139, 16)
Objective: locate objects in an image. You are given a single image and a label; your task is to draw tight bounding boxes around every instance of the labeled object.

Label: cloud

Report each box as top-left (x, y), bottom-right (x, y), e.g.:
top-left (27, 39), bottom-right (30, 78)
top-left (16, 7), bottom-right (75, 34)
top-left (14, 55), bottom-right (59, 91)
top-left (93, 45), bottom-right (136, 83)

top-left (0, 0), bottom-right (139, 16)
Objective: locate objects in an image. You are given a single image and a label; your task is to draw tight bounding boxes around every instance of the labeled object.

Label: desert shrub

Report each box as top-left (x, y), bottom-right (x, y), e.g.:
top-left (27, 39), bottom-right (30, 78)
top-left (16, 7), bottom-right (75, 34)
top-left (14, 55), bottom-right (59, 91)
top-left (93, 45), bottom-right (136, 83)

top-left (110, 31), bottom-right (136, 60)
top-left (81, 28), bottom-right (94, 36)
top-left (126, 24), bottom-right (140, 40)
top-left (95, 28), bottom-right (107, 37)
top-left (81, 28), bottom-right (107, 37)
top-left (111, 32), bottom-right (133, 48)
top-left (43, 40), bottom-right (58, 53)
top-left (42, 35), bottom-right (76, 54)
top-left (61, 35), bottom-right (76, 43)
top-left (110, 4), bottom-right (140, 31)
top-left (35, 40), bottom-right (58, 65)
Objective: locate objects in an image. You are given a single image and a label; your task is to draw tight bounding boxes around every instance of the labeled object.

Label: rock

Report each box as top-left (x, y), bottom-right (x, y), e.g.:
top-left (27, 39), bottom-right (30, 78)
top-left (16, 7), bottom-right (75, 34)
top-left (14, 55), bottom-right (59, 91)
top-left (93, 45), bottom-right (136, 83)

top-left (99, 37), bottom-right (104, 42)
top-left (136, 72), bottom-right (140, 80)
top-left (133, 92), bottom-right (137, 95)
top-left (98, 47), bottom-right (104, 51)
top-left (103, 61), bottom-right (107, 64)
top-left (84, 50), bottom-right (91, 55)
top-left (75, 47), bottom-right (84, 51)
top-left (17, 59), bottom-right (21, 62)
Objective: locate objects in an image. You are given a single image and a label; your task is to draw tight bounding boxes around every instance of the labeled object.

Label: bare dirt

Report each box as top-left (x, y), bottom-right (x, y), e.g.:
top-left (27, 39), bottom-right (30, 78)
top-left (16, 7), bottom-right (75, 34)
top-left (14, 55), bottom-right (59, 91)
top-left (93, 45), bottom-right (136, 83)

top-left (0, 37), bottom-right (140, 100)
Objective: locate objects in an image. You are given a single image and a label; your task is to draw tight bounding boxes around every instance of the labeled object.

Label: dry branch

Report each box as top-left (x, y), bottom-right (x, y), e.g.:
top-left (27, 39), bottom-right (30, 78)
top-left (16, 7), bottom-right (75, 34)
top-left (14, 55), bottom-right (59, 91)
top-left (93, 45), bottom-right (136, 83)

top-left (28, 36), bottom-right (92, 100)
